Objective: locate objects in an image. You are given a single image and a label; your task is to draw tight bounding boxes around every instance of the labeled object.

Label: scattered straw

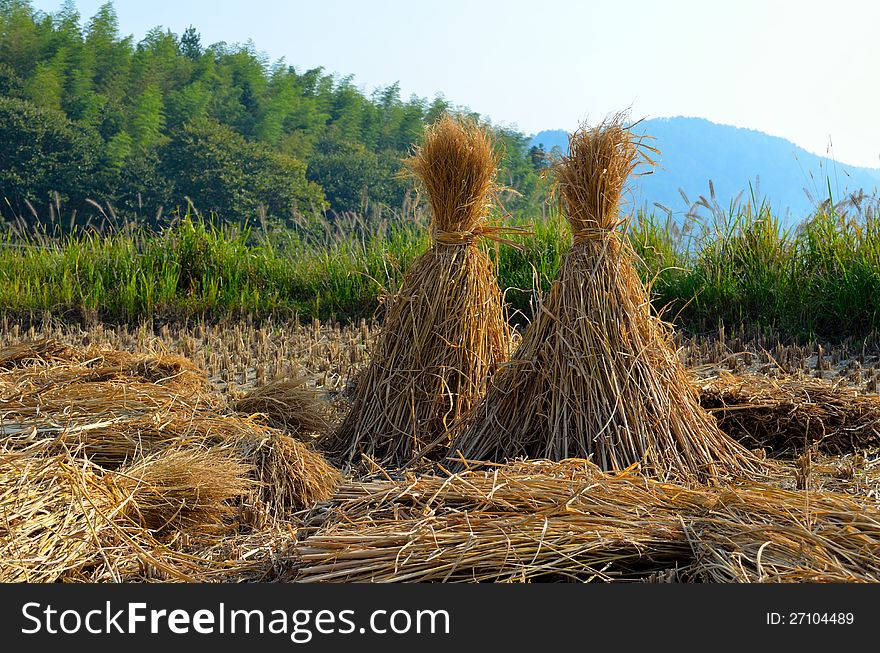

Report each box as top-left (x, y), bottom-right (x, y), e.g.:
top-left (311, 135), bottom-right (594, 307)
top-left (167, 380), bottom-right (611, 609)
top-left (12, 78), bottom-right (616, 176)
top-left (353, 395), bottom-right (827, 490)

top-left (293, 459), bottom-right (880, 583)
top-left (0, 339), bottom-right (342, 582)
top-left (697, 371), bottom-right (880, 455)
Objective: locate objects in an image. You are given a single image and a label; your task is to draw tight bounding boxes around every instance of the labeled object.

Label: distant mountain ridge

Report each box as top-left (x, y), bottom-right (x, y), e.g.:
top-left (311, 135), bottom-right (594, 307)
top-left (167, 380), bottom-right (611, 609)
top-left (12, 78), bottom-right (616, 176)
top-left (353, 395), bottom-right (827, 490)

top-left (530, 117), bottom-right (880, 222)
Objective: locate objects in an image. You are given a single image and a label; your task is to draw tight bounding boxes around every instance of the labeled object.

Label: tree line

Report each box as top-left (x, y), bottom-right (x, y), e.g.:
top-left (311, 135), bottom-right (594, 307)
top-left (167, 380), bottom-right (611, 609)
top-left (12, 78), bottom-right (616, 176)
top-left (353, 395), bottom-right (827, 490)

top-left (0, 0), bottom-right (549, 228)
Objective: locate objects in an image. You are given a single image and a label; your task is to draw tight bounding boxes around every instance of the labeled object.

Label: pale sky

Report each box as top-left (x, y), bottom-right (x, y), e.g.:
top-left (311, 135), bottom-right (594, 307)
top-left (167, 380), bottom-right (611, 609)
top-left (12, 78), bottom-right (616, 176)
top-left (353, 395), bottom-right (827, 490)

top-left (30, 0), bottom-right (880, 168)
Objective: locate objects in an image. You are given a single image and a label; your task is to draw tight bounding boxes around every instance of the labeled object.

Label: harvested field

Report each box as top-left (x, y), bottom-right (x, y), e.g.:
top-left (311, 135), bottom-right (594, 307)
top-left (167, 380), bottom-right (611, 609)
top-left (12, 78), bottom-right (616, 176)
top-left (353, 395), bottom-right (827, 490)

top-left (0, 337), bottom-right (339, 582)
top-left (3, 320), bottom-right (880, 583)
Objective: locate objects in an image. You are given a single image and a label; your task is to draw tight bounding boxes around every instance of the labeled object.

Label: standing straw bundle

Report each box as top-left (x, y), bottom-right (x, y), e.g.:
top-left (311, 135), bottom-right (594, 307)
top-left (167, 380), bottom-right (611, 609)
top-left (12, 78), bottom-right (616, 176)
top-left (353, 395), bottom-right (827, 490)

top-left (322, 116), bottom-right (513, 468)
top-left (449, 114), bottom-right (764, 481)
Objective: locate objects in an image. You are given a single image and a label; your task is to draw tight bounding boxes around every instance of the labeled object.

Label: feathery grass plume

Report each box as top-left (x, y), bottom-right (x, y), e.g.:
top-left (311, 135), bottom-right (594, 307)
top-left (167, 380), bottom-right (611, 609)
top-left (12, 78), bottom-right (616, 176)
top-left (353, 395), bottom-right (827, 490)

top-left (696, 371), bottom-right (880, 456)
top-left (448, 113), bottom-right (765, 481)
top-left (321, 115), bottom-right (515, 468)
top-left (231, 376), bottom-right (331, 438)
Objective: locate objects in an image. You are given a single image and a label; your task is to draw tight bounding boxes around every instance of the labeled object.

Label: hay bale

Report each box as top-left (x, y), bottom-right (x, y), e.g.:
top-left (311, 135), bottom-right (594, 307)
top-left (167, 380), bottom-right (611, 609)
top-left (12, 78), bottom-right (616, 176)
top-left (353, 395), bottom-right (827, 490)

top-left (696, 371), bottom-right (880, 455)
top-left (322, 116), bottom-right (516, 468)
top-left (448, 114), bottom-right (763, 481)
top-left (231, 376), bottom-right (331, 437)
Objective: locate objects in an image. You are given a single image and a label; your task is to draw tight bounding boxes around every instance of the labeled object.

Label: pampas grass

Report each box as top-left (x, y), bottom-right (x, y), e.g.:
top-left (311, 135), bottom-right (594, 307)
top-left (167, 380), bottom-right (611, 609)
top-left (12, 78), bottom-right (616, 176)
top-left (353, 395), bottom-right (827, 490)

top-left (322, 116), bottom-right (515, 468)
top-left (449, 113), bottom-right (764, 481)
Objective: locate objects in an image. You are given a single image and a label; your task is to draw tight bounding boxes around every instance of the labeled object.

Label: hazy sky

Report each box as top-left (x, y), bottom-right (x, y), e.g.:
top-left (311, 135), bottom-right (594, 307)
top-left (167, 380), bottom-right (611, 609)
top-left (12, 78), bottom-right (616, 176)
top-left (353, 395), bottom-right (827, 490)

top-left (30, 0), bottom-right (880, 168)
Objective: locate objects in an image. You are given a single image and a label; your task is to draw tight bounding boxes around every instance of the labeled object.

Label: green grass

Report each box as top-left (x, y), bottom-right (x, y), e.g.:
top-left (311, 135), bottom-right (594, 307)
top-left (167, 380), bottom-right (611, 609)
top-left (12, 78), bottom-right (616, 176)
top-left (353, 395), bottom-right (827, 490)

top-left (2, 201), bottom-right (879, 340)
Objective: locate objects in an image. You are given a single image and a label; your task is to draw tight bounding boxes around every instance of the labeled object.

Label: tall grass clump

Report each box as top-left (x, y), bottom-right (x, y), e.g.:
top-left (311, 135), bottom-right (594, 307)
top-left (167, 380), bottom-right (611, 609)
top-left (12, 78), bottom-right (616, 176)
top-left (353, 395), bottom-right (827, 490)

top-left (1, 193), bottom-right (880, 341)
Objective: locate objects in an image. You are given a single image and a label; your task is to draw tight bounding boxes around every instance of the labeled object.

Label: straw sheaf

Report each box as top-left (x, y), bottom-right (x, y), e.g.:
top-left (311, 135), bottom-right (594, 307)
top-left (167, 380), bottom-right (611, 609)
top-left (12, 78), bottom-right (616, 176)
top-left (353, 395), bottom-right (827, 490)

top-left (322, 116), bottom-right (512, 468)
top-left (0, 341), bottom-right (208, 400)
top-left (404, 115), bottom-right (499, 235)
top-left (449, 114), bottom-right (765, 481)
top-left (553, 112), bottom-right (656, 234)
top-left (106, 447), bottom-right (251, 534)
top-left (237, 432), bottom-right (342, 522)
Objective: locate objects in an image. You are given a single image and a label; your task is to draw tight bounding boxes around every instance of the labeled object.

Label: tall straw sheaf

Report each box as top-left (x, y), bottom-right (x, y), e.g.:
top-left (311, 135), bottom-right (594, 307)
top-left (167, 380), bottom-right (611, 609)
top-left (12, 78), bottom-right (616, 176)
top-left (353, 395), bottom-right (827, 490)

top-left (321, 116), bottom-right (513, 468)
top-left (449, 113), bottom-right (765, 481)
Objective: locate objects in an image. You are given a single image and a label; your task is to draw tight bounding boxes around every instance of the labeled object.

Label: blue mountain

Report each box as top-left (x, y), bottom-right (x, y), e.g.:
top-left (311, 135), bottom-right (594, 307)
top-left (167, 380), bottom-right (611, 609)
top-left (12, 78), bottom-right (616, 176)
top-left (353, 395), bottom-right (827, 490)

top-left (529, 117), bottom-right (880, 222)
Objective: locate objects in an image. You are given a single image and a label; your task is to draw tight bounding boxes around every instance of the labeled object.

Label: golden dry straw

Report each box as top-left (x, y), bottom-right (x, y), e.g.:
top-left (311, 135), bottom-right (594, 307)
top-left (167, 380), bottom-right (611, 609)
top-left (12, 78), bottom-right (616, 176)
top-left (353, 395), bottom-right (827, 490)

top-left (696, 371), bottom-right (880, 456)
top-left (0, 338), bottom-right (83, 368)
top-left (1, 339), bottom-right (341, 580)
top-left (108, 447), bottom-right (252, 533)
top-left (449, 114), bottom-right (763, 481)
top-left (233, 431), bottom-right (341, 521)
top-left (231, 376), bottom-right (331, 437)
top-left (0, 444), bottom-right (253, 582)
top-left (293, 459), bottom-right (880, 583)
top-left (322, 116), bottom-right (513, 468)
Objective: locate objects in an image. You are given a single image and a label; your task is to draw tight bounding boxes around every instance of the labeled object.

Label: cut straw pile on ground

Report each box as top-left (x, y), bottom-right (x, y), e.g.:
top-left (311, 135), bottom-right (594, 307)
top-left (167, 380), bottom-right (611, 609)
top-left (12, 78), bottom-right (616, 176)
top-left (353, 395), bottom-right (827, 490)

top-left (449, 115), bottom-right (763, 481)
top-left (293, 459), bottom-right (880, 583)
top-left (0, 339), bottom-right (340, 582)
top-left (323, 116), bottom-right (516, 468)
top-left (232, 376), bottom-right (331, 438)
top-left (696, 371), bottom-right (880, 456)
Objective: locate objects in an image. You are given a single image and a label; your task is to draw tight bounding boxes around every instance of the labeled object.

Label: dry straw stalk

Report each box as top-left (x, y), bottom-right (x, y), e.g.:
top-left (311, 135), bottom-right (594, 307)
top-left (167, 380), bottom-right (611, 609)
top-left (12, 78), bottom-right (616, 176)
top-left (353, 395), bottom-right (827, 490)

top-left (0, 339), bottom-right (341, 582)
top-left (294, 459), bottom-right (880, 583)
top-left (696, 371), bottom-right (880, 455)
top-left (323, 116), bottom-right (514, 468)
top-left (449, 113), bottom-right (764, 481)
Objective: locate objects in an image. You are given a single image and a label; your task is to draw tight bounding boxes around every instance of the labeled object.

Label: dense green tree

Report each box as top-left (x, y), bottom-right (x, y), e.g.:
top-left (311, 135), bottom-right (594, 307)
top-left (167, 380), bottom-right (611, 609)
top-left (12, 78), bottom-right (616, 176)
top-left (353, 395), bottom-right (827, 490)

top-left (161, 118), bottom-right (325, 223)
top-left (179, 25), bottom-right (200, 61)
top-left (307, 133), bottom-right (405, 214)
top-left (0, 2), bottom-right (546, 224)
top-left (0, 95), bottom-right (101, 219)
top-left (129, 83), bottom-right (165, 150)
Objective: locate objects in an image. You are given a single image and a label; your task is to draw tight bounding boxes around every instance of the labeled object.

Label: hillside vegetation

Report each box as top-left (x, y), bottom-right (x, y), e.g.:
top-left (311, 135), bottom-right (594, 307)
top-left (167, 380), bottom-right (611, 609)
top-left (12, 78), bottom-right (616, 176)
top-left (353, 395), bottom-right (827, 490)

top-left (0, 1), bottom-right (547, 226)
